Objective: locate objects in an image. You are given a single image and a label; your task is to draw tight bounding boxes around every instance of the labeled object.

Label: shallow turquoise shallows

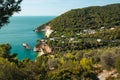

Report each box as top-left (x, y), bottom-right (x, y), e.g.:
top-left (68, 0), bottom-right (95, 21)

top-left (0, 16), bottom-right (56, 60)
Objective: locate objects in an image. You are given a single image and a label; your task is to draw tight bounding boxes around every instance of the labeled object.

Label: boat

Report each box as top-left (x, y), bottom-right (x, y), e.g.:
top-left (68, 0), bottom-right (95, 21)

top-left (22, 43), bottom-right (30, 49)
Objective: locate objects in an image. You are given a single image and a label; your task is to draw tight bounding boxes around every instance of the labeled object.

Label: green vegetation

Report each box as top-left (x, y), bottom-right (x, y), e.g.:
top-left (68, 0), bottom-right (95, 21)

top-left (1, 44), bottom-right (120, 79)
top-left (0, 44), bottom-right (99, 80)
top-left (45, 26), bottom-right (120, 53)
top-left (37, 3), bottom-right (120, 53)
top-left (0, 0), bottom-right (22, 27)
top-left (37, 3), bottom-right (120, 30)
top-left (115, 56), bottom-right (120, 73)
top-left (36, 3), bottom-right (120, 79)
top-left (0, 3), bottom-right (120, 80)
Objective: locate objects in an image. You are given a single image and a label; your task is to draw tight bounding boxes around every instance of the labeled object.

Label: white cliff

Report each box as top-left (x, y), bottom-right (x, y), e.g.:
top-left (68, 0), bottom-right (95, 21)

top-left (45, 26), bottom-right (53, 38)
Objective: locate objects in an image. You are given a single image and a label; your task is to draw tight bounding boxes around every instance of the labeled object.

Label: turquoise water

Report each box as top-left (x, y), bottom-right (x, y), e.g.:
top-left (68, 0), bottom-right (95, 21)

top-left (0, 16), bottom-right (55, 60)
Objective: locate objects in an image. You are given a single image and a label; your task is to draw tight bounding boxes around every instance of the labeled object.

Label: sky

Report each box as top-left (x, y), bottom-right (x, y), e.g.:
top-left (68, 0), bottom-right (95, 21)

top-left (14, 0), bottom-right (120, 16)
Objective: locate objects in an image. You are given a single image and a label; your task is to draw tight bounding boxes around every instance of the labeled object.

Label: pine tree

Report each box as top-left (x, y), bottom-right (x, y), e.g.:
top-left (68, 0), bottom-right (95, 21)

top-left (0, 0), bottom-right (22, 27)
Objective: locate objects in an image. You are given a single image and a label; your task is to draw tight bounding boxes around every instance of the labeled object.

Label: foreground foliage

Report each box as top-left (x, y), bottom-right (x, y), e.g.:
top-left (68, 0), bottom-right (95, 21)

top-left (1, 44), bottom-right (120, 80)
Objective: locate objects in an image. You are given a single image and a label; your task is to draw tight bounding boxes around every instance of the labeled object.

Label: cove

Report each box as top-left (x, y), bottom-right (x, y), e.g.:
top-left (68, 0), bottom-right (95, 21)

top-left (0, 16), bottom-right (56, 60)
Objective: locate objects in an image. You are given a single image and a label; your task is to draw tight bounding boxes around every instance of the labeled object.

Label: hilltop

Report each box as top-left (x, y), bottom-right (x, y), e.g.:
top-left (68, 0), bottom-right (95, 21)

top-left (36, 3), bottom-right (120, 31)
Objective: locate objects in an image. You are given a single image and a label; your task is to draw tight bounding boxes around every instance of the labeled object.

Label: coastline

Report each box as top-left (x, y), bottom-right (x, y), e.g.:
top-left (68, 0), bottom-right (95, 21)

top-left (0, 16), bottom-right (55, 60)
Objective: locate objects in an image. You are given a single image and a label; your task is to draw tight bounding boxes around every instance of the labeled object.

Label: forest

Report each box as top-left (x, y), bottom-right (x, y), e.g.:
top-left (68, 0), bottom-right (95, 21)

top-left (37, 4), bottom-right (120, 53)
top-left (37, 3), bottom-right (120, 30)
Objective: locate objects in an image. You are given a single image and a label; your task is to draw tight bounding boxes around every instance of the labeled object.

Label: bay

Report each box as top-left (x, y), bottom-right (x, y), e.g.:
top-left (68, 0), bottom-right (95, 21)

top-left (0, 16), bottom-right (56, 60)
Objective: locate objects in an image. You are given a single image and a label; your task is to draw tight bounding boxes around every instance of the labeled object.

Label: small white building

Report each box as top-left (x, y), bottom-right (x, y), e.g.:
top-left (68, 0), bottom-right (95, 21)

top-left (110, 28), bottom-right (115, 30)
top-left (50, 38), bottom-right (55, 41)
top-left (100, 27), bottom-right (105, 29)
top-left (83, 29), bottom-right (95, 34)
top-left (97, 39), bottom-right (101, 42)
top-left (76, 33), bottom-right (80, 35)
top-left (70, 38), bottom-right (75, 41)
top-left (61, 35), bottom-right (65, 38)
top-left (62, 41), bottom-right (65, 43)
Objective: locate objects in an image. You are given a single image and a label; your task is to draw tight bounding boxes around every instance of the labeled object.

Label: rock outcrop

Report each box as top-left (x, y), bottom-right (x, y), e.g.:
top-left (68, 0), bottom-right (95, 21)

top-left (37, 48), bottom-right (45, 56)
top-left (34, 43), bottom-right (52, 55)
top-left (45, 26), bottom-right (53, 38)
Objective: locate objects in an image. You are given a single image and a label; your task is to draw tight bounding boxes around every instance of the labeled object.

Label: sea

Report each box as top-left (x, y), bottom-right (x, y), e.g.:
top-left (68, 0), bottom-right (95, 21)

top-left (0, 16), bottom-right (56, 60)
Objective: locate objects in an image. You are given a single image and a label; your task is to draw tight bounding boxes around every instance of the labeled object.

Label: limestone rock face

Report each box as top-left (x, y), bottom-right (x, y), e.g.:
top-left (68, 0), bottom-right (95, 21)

top-left (34, 43), bottom-right (52, 54)
top-left (44, 44), bottom-right (52, 53)
top-left (33, 47), bottom-right (40, 52)
top-left (45, 26), bottom-right (53, 38)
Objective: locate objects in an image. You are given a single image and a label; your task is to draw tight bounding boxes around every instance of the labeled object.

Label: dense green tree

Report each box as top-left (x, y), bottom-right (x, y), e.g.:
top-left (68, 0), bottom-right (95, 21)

top-left (0, 58), bottom-right (27, 80)
top-left (37, 3), bottom-right (120, 31)
top-left (0, 0), bottom-right (22, 27)
top-left (0, 44), bottom-right (18, 64)
top-left (100, 51), bottom-right (118, 70)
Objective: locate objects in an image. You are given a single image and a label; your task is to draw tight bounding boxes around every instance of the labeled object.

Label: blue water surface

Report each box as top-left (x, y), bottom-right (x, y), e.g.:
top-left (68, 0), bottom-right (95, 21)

top-left (0, 16), bottom-right (56, 60)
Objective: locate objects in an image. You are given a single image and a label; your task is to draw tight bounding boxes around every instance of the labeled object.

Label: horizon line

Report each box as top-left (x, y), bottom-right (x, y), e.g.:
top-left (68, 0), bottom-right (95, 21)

top-left (13, 15), bottom-right (58, 17)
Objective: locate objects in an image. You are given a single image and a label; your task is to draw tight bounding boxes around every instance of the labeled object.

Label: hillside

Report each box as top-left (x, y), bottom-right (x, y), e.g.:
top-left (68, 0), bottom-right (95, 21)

top-left (34, 4), bottom-right (120, 79)
top-left (37, 3), bottom-right (120, 31)
top-left (36, 3), bottom-right (120, 52)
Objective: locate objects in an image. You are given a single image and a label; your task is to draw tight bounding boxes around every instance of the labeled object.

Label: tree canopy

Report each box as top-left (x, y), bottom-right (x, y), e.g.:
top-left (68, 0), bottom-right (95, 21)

top-left (0, 0), bottom-right (22, 27)
top-left (37, 3), bottom-right (120, 31)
